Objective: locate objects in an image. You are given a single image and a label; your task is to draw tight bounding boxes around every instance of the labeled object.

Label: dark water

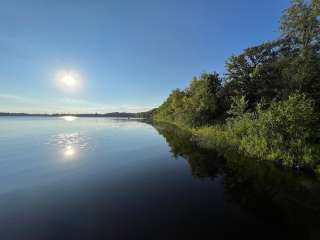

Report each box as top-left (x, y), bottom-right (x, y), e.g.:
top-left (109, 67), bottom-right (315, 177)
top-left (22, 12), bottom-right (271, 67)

top-left (0, 117), bottom-right (320, 240)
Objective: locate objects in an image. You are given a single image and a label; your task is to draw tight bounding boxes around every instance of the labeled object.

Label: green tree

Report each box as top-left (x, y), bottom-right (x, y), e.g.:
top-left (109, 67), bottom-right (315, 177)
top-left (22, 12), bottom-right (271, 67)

top-left (154, 89), bottom-right (185, 123)
top-left (154, 72), bottom-right (222, 127)
top-left (227, 96), bottom-right (248, 117)
top-left (281, 0), bottom-right (320, 51)
top-left (183, 72), bottom-right (222, 126)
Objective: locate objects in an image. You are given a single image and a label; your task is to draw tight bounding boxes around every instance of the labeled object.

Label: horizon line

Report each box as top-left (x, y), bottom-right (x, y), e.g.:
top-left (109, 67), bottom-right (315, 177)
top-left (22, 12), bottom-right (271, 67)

top-left (0, 110), bottom-right (155, 116)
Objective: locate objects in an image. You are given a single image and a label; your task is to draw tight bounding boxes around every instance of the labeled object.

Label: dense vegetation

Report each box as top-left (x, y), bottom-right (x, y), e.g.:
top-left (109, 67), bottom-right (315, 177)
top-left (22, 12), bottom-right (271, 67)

top-left (154, 0), bottom-right (320, 172)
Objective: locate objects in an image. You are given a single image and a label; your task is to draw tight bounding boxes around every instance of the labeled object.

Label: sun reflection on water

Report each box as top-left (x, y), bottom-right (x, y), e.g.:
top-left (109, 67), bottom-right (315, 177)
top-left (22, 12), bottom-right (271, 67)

top-left (47, 132), bottom-right (90, 161)
top-left (61, 116), bottom-right (77, 122)
top-left (64, 145), bottom-right (76, 158)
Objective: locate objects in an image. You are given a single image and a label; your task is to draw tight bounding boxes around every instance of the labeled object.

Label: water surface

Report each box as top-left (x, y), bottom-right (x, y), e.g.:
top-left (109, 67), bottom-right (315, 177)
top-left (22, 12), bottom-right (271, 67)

top-left (0, 117), bottom-right (319, 239)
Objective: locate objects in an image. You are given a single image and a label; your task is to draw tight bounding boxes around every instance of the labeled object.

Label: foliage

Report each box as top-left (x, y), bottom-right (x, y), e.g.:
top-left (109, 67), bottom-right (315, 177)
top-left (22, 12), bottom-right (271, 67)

top-left (196, 94), bottom-right (320, 169)
top-left (154, 72), bottom-right (222, 127)
top-left (281, 0), bottom-right (320, 50)
top-left (154, 0), bottom-right (320, 171)
top-left (224, 39), bottom-right (295, 106)
top-left (227, 96), bottom-right (248, 117)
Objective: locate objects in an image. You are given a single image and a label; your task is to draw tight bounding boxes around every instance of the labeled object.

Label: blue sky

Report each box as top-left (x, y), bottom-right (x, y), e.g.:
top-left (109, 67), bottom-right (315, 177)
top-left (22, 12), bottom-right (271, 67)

top-left (0, 0), bottom-right (290, 113)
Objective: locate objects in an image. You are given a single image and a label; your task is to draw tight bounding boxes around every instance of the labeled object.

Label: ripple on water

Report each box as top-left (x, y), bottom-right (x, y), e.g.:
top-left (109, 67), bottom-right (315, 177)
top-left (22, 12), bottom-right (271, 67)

top-left (46, 132), bottom-right (90, 150)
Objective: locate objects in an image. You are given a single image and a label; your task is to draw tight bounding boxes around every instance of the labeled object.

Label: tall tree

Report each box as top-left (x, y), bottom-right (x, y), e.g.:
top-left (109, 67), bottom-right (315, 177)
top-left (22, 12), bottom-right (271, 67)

top-left (224, 40), bottom-right (294, 106)
top-left (281, 0), bottom-right (320, 51)
top-left (183, 72), bottom-right (222, 126)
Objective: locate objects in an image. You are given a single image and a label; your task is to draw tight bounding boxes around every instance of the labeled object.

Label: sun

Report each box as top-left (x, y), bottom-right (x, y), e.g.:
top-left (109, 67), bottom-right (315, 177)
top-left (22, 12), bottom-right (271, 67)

top-left (61, 75), bottom-right (76, 87)
top-left (56, 71), bottom-right (81, 91)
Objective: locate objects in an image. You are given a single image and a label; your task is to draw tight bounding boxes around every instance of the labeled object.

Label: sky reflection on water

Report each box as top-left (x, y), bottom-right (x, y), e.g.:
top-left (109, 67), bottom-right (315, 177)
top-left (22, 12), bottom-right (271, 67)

top-left (0, 117), bottom-right (319, 240)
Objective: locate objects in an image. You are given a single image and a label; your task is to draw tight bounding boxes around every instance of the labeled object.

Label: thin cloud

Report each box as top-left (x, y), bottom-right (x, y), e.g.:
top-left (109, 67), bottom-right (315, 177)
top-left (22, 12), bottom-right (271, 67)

top-left (0, 93), bottom-right (32, 102)
top-left (0, 95), bottom-right (154, 113)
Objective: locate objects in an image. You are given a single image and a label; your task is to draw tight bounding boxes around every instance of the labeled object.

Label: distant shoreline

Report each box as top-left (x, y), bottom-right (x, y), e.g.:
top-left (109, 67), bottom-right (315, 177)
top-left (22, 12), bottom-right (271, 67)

top-left (0, 113), bottom-right (139, 118)
top-left (0, 115), bottom-right (144, 119)
top-left (0, 109), bottom-right (156, 119)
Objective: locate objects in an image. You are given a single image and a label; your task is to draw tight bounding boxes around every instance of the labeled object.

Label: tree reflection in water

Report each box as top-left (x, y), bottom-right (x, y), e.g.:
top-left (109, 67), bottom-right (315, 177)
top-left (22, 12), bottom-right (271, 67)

top-left (154, 123), bottom-right (224, 179)
top-left (154, 123), bottom-right (320, 239)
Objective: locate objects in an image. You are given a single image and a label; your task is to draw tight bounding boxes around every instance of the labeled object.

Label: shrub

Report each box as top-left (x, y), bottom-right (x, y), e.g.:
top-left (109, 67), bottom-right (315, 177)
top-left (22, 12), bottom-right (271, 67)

top-left (247, 93), bottom-right (318, 167)
top-left (196, 94), bottom-right (320, 169)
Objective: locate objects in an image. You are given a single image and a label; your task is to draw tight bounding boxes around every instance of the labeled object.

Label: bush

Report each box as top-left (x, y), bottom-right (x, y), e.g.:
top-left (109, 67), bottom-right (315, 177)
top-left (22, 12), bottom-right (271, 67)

top-left (196, 94), bottom-right (320, 169)
top-left (248, 94), bottom-right (317, 167)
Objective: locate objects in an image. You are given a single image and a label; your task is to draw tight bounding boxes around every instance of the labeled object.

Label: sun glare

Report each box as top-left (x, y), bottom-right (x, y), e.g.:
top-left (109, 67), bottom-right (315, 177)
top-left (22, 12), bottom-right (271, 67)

top-left (64, 145), bottom-right (75, 158)
top-left (62, 116), bottom-right (77, 122)
top-left (56, 71), bottom-right (81, 91)
top-left (62, 75), bottom-right (76, 87)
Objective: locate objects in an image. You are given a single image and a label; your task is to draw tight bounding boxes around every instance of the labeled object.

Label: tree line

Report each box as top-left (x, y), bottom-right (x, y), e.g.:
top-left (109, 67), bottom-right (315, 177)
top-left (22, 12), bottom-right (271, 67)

top-left (153, 0), bottom-right (320, 172)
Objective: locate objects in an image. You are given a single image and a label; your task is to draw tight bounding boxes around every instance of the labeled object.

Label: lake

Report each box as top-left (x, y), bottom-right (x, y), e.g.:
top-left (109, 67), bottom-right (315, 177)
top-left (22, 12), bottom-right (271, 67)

top-left (0, 117), bottom-right (320, 240)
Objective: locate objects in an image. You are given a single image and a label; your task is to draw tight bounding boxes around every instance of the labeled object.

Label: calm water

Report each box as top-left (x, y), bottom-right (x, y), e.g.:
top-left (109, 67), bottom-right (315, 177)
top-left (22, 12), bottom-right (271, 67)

top-left (0, 117), bottom-right (320, 239)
